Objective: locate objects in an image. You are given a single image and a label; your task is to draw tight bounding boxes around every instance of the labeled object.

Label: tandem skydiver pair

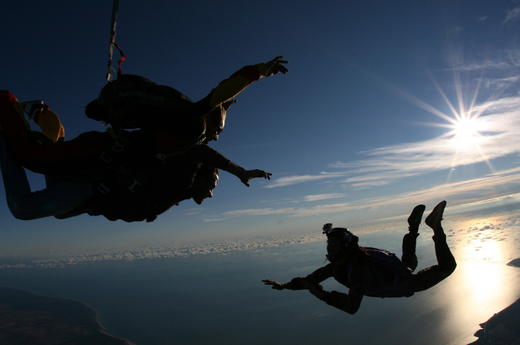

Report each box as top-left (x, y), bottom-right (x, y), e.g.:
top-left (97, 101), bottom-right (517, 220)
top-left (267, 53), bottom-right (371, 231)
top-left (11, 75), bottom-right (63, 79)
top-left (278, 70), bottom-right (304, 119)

top-left (0, 57), bottom-right (287, 222)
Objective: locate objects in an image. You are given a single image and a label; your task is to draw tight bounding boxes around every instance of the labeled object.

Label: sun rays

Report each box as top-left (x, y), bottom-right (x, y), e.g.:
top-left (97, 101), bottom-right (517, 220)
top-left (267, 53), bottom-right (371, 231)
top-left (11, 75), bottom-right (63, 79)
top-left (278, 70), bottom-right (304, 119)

top-left (444, 111), bottom-right (487, 151)
top-left (397, 72), bottom-right (497, 181)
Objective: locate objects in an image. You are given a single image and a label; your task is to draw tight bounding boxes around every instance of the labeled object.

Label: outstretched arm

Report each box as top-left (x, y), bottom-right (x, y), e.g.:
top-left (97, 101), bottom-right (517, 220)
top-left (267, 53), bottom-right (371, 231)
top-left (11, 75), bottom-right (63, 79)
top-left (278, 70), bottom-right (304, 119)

top-left (263, 264), bottom-right (363, 314)
top-left (197, 56), bottom-right (288, 112)
top-left (262, 264), bottom-right (334, 290)
top-left (185, 145), bottom-right (271, 186)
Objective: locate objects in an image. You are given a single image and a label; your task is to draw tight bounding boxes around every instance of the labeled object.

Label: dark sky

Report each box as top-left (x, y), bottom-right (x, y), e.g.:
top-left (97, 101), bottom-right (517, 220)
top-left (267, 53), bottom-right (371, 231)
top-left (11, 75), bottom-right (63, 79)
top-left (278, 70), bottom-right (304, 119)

top-left (1, 0), bottom-right (520, 257)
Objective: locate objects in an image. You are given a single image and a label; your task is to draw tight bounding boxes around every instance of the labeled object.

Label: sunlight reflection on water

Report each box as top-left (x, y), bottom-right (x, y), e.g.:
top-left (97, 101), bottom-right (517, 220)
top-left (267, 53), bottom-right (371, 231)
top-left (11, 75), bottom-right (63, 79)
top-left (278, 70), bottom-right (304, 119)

top-left (433, 215), bottom-right (520, 345)
top-left (329, 212), bottom-right (520, 345)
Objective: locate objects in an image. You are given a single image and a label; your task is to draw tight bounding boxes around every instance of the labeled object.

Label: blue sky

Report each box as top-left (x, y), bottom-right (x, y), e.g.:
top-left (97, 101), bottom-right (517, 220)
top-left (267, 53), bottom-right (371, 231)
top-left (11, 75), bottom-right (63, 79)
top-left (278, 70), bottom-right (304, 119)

top-left (1, 1), bottom-right (520, 257)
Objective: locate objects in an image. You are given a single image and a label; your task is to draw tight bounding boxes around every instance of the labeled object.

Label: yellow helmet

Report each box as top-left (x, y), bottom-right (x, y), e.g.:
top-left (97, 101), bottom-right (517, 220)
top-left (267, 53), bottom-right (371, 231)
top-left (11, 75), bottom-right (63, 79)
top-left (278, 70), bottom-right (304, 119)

top-left (22, 101), bottom-right (65, 142)
top-left (36, 106), bottom-right (65, 142)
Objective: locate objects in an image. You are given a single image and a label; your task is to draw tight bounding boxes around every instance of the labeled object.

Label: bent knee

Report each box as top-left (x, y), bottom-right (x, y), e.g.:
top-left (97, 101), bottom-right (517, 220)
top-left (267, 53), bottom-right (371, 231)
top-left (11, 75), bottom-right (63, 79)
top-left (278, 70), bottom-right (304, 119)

top-left (9, 205), bottom-right (40, 220)
top-left (345, 306), bottom-right (360, 315)
top-left (7, 199), bottom-right (47, 220)
top-left (441, 260), bottom-right (457, 277)
top-left (448, 260), bottom-right (457, 273)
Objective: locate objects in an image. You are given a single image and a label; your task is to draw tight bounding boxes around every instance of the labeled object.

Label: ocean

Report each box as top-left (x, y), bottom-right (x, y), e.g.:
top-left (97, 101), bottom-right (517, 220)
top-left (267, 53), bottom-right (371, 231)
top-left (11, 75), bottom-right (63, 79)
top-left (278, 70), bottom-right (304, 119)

top-left (0, 220), bottom-right (519, 345)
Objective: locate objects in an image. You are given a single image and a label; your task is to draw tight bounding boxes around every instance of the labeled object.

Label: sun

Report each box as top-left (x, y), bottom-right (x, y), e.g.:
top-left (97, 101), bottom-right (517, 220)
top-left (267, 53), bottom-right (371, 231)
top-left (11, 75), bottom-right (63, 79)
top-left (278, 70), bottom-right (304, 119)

top-left (398, 78), bottom-right (489, 153)
top-left (447, 113), bottom-right (486, 151)
top-left (391, 70), bottom-right (497, 177)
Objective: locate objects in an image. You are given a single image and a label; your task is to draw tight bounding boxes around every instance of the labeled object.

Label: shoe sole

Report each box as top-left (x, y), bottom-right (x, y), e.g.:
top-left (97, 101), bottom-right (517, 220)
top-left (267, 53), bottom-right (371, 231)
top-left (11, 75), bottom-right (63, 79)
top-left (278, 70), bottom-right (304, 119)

top-left (408, 204), bottom-right (426, 228)
top-left (425, 201), bottom-right (447, 228)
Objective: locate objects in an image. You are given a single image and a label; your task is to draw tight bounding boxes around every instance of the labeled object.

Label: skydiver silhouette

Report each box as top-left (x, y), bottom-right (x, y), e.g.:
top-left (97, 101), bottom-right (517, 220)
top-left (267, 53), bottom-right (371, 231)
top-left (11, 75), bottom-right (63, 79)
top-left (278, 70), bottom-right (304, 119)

top-left (0, 57), bottom-right (287, 221)
top-left (263, 201), bottom-right (457, 314)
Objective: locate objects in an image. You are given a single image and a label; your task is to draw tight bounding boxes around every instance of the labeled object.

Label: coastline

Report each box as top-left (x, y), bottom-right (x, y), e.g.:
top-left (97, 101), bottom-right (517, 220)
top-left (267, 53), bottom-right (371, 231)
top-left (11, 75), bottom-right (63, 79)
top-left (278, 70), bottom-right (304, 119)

top-left (0, 286), bottom-right (135, 345)
top-left (470, 298), bottom-right (520, 345)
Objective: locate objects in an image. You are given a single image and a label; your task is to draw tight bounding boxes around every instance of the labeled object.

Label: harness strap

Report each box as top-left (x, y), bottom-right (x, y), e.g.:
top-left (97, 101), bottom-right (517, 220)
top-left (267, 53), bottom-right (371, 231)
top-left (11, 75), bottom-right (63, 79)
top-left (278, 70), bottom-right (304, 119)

top-left (106, 0), bottom-right (126, 81)
top-left (114, 42), bottom-right (127, 78)
top-left (96, 128), bottom-right (145, 194)
top-left (154, 149), bottom-right (187, 163)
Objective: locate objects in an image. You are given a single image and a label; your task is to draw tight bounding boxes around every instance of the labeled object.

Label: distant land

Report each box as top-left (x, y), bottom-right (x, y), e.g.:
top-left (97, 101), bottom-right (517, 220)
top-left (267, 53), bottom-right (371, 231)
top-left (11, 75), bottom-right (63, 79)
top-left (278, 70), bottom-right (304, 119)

top-left (0, 287), bottom-right (134, 345)
top-left (507, 258), bottom-right (520, 267)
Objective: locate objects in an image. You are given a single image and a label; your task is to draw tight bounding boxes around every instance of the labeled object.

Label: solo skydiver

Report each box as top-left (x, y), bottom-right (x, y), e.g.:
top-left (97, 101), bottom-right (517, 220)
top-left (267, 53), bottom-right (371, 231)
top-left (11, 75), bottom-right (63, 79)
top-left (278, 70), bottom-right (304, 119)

top-left (263, 201), bottom-right (457, 314)
top-left (0, 56), bottom-right (288, 222)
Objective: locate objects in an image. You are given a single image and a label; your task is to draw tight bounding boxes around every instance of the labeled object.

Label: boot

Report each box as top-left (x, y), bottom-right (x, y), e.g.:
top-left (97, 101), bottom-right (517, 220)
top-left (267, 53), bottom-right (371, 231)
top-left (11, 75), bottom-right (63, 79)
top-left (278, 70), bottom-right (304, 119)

top-left (426, 200), bottom-right (447, 238)
top-left (407, 204), bottom-right (425, 234)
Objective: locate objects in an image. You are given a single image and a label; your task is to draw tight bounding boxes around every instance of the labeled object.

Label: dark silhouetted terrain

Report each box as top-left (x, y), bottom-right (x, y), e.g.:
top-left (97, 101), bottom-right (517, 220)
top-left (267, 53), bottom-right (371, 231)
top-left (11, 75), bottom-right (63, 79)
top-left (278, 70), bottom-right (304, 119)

top-left (0, 287), bottom-right (134, 345)
top-left (470, 298), bottom-right (520, 345)
top-left (470, 258), bottom-right (520, 345)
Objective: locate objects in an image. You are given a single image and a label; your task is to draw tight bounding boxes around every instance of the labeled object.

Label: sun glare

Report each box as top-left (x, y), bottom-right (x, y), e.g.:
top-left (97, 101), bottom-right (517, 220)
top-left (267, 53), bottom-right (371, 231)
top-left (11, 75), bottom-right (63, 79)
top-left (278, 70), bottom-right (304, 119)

top-left (397, 73), bottom-right (496, 175)
top-left (448, 114), bottom-right (485, 150)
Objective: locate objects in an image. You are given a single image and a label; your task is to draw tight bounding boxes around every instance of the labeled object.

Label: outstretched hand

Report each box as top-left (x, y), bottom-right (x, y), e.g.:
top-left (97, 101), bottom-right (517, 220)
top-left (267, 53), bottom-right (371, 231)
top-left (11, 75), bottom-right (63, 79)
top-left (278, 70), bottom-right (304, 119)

top-left (240, 169), bottom-right (272, 187)
top-left (262, 279), bottom-right (285, 290)
top-left (257, 56), bottom-right (288, 78)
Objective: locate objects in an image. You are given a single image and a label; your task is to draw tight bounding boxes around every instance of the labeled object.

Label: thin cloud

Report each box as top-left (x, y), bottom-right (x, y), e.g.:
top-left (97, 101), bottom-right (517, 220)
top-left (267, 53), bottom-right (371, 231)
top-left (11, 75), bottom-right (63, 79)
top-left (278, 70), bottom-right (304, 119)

top-left (219, 207), bottom-right (295, 217)
top-left (204, 202), bottom-right (355, 222)
top-left (265, 172), bottom-right (346, 189)
top-left (342, 172), bottom-right (419, 188)
top-left (458, 50), bottom-right (520, 73)
top-left (304, 193), bottom-right (346, 202)
top-left (488, 166), bottom-right (520, 176)
top-left (484, 75), bottom-right (520, 91)
top-left (504, 7), bottom-right (520, 24)
top-left (450, 60), bottom-right (513, 72)
top-left (204, 168), bottom-right (520, 221)
top-left (449, 49), bottom-right (520, 72)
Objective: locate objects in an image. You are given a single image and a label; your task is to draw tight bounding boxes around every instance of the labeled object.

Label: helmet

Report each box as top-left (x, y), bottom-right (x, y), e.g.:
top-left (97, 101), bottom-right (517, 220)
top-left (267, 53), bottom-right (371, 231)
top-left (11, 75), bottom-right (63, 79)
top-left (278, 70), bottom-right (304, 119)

top-left (323, 223), bottom-right (358, 261)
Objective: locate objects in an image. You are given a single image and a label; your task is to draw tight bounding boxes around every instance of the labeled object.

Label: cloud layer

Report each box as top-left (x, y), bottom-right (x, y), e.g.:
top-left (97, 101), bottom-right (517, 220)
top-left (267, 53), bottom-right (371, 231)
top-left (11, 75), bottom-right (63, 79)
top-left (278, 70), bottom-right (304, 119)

top-left (204, 168), bottom-right (520, 222)
top-left (0, 234), bottom-right (322, 269)
top-left (4, 211), bottom-right (520, 270)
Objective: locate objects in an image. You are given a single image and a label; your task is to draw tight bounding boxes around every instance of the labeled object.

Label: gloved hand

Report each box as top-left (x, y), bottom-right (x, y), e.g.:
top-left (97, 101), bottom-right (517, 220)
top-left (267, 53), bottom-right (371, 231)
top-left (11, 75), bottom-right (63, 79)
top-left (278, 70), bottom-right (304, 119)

top-left (256, 56), bottom-right (288, 78)
top-left (239, 169), bottom-right (272, 187)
